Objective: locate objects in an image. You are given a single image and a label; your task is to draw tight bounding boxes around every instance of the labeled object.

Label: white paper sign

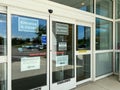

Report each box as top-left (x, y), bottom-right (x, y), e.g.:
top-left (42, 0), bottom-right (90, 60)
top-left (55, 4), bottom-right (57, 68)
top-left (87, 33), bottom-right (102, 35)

top-left (56, 55), bottom-right (68, 67)
top-left (21, 57), bottom-right (40, 71)
top-left (18, 17), bottom-right (39, 32)
top-left (56, 23), bottom-right (69, 35)
top-left (58, 42), bottom-right (67, 51)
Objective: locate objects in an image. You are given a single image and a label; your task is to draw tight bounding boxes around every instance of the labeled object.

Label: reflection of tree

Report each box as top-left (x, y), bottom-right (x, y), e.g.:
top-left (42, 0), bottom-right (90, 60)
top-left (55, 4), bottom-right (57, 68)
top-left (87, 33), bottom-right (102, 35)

top-left (78, 37), bottom-right (90, 49)
top-left (79, 38), bottom-right (89, 44)
top-left (12, 24), bottom-right (46, 46)
top-left (12, 38), bottom-right (31, 46)
top-left (26, 38), bottom-right (30, 43)
top-left (78, 39), bottom-right (85, 45)
top-left (0, 36), bottom-right (3, 45)
top-left (35, 24), bottom-right (46, 44)
top-left (12, 38), bottom-right (25, 45)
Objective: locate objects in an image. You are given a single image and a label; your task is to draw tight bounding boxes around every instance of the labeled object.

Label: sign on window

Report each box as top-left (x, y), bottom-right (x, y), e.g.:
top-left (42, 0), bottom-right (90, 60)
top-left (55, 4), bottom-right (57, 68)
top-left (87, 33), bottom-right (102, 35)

top-left (18, 17), bottom-right (39, 32)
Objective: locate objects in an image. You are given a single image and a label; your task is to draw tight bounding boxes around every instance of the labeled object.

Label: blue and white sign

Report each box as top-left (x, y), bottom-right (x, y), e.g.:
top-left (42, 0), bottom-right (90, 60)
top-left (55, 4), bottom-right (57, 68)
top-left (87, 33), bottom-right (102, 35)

top-left (41, 34), bottom-right (47, 45)
top-left (18, 17), bottom-right (39, 32)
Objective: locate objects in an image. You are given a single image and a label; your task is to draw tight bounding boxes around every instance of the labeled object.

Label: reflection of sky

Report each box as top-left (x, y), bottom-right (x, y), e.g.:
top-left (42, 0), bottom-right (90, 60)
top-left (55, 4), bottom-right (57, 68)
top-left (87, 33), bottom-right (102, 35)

top-left (96, 18), bottom-right (110, 36)
top-left (0, 14), bottom-right (6, 38)
top-left (96, 18), bottom-right (110, 28)
top-left (77, 25), bottom-right (91, 40)
top-left (80, 6), bottom-right (87, 11)
top-left (96, 28), bottom-right (107, 33)
top-left (78, 26), bottom-right (84, 39)
top-left (12, 15), bottom-right (46, 40)
top-left (96, 8), bottom-right (108, 16)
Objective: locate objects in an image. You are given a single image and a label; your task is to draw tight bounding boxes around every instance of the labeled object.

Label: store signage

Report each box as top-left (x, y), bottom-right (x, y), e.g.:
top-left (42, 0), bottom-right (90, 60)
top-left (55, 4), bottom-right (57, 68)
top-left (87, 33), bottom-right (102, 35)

top-left (41, 34), bottom-right (47, 45)
top-left (58, 42), bottom-right (67, 51)
top-left (21, 57), bottom-right (40, 71)
top-left (56, 23), bottom-right (69, 35)
top-left (18, 17), bottom-right (39, 32)
top-left (56, 55), bottom-right (68, 67)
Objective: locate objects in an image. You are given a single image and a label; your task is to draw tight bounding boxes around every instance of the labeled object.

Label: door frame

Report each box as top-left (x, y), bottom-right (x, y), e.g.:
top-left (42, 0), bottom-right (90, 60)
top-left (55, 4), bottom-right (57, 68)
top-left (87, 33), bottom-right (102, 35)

top-left (7, 6), bottom-right (50, 90)
top-left (75, 21), bottom-right (94, 85)
top-left (0, 5), bottom-right (7, 90)
top-left (49, 15), bottom-right (76, 90)
top-left (0, 6), bottom-right (7, 63)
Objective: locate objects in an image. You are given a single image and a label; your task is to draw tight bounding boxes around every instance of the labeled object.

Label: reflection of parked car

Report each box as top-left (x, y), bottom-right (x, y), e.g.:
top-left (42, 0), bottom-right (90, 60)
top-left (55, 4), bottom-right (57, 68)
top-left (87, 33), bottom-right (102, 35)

top-left (22, 44), bottom-right (46, 51)
top-left (39, 45), bottom-right (44, 50)
top-left (78, 44), bottom-right (87, 49)
top-left (39, 45), bottom-right (46, 50)
top-left (23, 45), bottom-right (39, 49)
top-left (26, 45), bottom-right (34, 49)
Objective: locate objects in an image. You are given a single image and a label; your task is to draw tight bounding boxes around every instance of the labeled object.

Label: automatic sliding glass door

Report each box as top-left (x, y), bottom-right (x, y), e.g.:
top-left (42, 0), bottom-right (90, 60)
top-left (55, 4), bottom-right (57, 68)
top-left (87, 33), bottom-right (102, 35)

top-left (11, 15), bottom-right (48, 90)
top-left (51, 20), bottom-right (75, 90)
top-left (76, 24), bottom-right (92, 83)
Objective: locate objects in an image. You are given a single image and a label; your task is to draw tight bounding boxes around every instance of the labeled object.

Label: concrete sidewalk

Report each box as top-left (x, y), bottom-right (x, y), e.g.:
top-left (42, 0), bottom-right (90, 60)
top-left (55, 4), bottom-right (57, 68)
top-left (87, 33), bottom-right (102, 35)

top-left (74, 75), bottom-right (120, 90)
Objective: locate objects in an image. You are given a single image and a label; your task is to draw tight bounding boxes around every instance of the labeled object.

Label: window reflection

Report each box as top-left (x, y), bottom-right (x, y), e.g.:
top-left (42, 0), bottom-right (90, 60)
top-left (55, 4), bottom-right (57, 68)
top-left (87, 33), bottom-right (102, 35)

top-left (12, 15), bottom-right (47, 90)
top-left (115, 53), bottom-right (120, 73)
top-left (12, 16), bottom-right (47, 51)
top-left (116, 22), bottom-right (120, 49)
top-left (0, 63), bottom-right (7, 90)
top-left (116, 0), bottom-right (120, 19)
top-left (76, 25), bottom-right (91, 50)
top-left (96, 0), bottom-right (113, 18)
top-left (76, 54), bottom-right (90, 81)
top-left (52, 22), bottom-right (74, 83)
top-left (0, 14), bottom-right (7, 55)
top-left (96, 52), bottom-right (113, 77)
top-left (96, 18), bottom-right (113, 50)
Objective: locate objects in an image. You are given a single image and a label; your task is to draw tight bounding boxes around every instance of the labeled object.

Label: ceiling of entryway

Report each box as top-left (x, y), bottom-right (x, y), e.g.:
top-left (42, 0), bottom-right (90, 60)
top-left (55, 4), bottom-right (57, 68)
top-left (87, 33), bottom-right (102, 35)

top-left (50, 0), bottom-right (92, 9)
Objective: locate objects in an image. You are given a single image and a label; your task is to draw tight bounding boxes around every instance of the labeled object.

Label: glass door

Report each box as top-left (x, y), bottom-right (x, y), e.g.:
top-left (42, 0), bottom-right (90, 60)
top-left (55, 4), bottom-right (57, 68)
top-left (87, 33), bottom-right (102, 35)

top-left (0, 13), bottom-right (7, 90)
top-left (11, 14), bottom-right (48, 90)
top-left (50, 19), bottom-right (76, 90)
top-left (76, 23), bottom-right (92, 84)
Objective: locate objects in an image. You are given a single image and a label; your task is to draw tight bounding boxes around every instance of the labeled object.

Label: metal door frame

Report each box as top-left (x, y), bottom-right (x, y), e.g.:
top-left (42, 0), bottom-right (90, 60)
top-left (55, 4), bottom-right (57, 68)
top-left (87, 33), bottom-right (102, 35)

top-left (49, 15), bottom-right (76, 90)
top-left (7, 6), bottom-right (49, 90)
top-left (75, 21), bottom-right (94, 85)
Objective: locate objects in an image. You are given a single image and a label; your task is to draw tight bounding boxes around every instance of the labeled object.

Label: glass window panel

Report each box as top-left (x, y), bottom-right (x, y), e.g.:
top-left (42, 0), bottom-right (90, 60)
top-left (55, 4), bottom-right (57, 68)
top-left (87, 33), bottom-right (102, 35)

top-left (0, 14), bottom-right (7, 55)
top-left (96, 18), bottom-right (113, 50)
top-left (52, 21), bottom-right (74, 83)
top-left (96, 0), bottom-right (113, 18)
top-left (50, 0), bottom-right (94, 13)
top-left (76, 25), bottom-right (91, 50)
top-left (115, 53), bottom-right (119, 73)
top-left (116, 22), bottom-right (120, 49)
top-left (12, 15), bottom-right (47, 90)
top-left (96, 52), bottom-right (113, 77)
top-left (116, 0), bottom-right (120, 19)
top-left (0, 63), bottom-right (7, 90)
top-left (76, 54), bottom-right (90, 82)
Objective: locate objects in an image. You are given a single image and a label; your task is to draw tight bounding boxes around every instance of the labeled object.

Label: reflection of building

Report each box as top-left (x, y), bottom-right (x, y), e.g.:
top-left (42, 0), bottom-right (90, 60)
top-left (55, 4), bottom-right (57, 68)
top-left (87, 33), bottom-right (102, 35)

top-left (84, 27), bottom-right (90, 39)
top-left (0, 45), bottom-right (4, 55)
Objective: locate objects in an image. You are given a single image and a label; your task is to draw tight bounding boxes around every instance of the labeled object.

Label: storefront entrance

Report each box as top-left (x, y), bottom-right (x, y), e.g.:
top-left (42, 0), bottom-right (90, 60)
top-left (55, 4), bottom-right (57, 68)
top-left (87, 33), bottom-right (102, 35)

top-left (11, 13), bottom-right (77, 90)
top-left (0, 7), bottom-right (93, 90)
